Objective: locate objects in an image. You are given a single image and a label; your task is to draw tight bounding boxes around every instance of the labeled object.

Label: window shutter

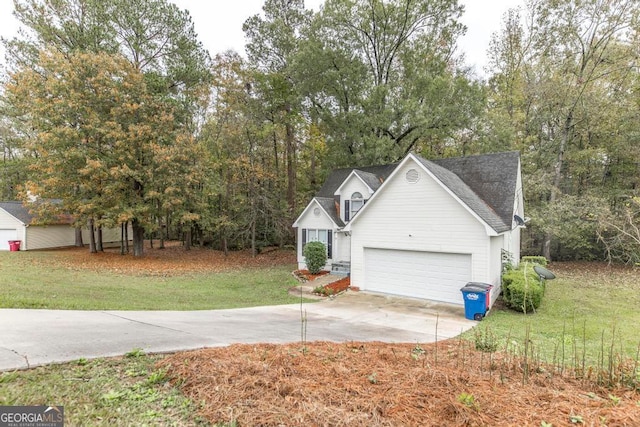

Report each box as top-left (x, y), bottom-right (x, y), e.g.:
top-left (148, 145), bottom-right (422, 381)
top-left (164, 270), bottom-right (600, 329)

top-left (327, 231), bottom-right (333, 259)
top-left (302, 229), bottom-right (307, 249)
top-left (344, 200), bottom-right (350, 221)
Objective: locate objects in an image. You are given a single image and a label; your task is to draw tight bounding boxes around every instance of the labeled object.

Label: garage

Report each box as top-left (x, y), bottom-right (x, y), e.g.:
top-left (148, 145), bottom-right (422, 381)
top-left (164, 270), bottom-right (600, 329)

top-left (363, 248), bottom-right (472, 304)
top-left (0, 229), bottom-right (19, 250)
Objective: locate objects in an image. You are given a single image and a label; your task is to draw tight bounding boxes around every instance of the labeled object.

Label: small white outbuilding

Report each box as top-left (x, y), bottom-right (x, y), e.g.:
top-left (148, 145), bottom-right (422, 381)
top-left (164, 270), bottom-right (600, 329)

top-left (0, 201), bottom-right (123, 251)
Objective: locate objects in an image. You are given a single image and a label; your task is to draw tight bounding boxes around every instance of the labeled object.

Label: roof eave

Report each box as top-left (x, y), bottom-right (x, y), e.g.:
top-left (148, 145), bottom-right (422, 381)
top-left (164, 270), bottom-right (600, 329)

top-left (292, 198), bottom-right (341, 228)
top-left (333, 170), bottom-right (375, 196)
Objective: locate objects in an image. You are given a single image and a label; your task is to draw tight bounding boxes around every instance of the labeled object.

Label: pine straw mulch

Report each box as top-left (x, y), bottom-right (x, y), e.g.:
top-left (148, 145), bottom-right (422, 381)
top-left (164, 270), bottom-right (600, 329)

top-left (32, 242), bottom-right (296, 276)
top-left (158, 340), bottom-right (640, 427)
top-left (293, 270), bottom-right (331, 282)
top-left (322, 276), bottom-right (352, 294)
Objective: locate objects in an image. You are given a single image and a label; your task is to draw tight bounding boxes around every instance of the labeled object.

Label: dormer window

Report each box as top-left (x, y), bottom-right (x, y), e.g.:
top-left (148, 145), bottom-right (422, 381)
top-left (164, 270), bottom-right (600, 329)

top-left (351, 192), bottom-right (364, 216)
top-left (345, 192), bottom-right (365, 222)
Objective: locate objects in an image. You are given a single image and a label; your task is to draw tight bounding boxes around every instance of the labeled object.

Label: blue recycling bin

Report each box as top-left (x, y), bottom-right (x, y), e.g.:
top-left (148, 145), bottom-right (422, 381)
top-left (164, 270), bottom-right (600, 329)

top-left (461, 284), bottom-right (488, 321)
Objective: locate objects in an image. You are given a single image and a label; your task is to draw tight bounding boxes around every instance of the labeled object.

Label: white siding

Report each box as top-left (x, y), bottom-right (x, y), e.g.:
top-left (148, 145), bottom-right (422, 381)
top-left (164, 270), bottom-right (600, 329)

top-left (350, 158), bottom-right (492, 295)
top-left (337, 232), bottom-right (350, 262)
top-left (335, 175), bottom-right (374, 223)
top-left (295, 200), bottom-right (340, 270)
top-left (0, 208), bottom-right (25, 250)
top-left (81, 226), bottom-right (126, 246)
top-left (488, 235), bottom-right (504, 306)
top-left (24, 224), bottom-right (129, 251)
top-left (26, 225), bottom-right (76, 250)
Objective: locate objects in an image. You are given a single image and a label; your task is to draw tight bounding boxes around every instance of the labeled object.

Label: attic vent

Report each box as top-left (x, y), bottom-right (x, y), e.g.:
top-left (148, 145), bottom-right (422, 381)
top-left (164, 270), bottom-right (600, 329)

top-left (405, 169), bottom-right (420, 184)
top-left (313, 207), bottom-right (321, 216)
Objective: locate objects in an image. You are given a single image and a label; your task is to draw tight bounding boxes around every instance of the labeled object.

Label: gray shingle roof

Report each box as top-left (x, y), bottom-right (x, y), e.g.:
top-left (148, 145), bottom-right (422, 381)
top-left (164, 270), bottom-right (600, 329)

top-left (415, 154), bottom-right (513, 233)
top-left (315, 197), bottom-right (345, 227)
top-left (312, 164), bottom-right (396, 228)
top-left (353, 170), bottom-right (384, 192)
top-left (0, 201), bottom-right (33, 225)
top-left (311, 151), bottom-right (520, 233)
top-left (316, 164), bottom-right (397, 198)
top-left (432, 151), bottom-right (520, 233)
top-left (0, 200), bottom-right (72, 226)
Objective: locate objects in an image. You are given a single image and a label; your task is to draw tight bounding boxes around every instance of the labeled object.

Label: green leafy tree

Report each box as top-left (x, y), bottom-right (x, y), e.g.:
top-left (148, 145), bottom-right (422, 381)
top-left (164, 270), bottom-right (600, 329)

top-left (294, 0), bottom-right (482, 166)
top-left (484, 0), bottom-right (640, 260)
top-left (243, 0), bottom-right (312, 218)
top-left (4, 0), bottom-right (211, 255)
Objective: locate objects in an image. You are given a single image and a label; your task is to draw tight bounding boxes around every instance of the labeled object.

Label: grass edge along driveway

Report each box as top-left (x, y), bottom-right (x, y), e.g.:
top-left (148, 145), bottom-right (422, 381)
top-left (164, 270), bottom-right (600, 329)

top-left (0, 249), bottom-right (307, 310)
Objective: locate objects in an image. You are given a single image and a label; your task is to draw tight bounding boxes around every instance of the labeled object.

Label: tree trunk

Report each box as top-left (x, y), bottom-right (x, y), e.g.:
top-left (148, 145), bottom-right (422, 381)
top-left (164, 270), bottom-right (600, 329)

top-left (120, 223), bottom-right (126, 255)
top-left (125, 221), bottom-right (130, 253)
top-left (159, 225), bottom-right (165, 249)
top-left (75, 227), bottom-right (83, 247)
top-left (251, 218), bottom-right (256, 258)
top-left (131, 218), bottom-right (145, 257)
top-left (185, 227), bottom-right (192, 251)
top-left (285, 107), bottom-right (296, 216)
top-left (96, 226), bottom-right (103, 252)
top-left (542, 113), bottom-right (571, 261)
top-left (88, 218), bottom-right (97, 254)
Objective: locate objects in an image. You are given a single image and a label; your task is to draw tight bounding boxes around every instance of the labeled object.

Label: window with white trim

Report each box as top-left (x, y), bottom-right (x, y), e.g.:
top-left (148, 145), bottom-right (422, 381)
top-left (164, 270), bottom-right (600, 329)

top-left (301, 228), bottom-right (333, 259)
top-left (350, 192), bottom-right (364, 218)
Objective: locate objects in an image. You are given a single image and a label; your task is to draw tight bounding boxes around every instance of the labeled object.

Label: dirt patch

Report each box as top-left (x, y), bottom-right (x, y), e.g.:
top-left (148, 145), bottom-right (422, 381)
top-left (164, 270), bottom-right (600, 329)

top-left (35, 242), bottom-right (296, 276)
top-left (159, 340), bottom-right (640, 426)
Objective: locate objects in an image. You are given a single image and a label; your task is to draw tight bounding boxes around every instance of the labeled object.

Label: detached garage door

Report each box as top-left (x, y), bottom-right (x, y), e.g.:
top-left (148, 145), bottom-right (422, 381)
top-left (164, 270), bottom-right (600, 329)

top-left (0, 229), bottom-right (18, 250)
top-left (364, 248), bottom-right (471, 304)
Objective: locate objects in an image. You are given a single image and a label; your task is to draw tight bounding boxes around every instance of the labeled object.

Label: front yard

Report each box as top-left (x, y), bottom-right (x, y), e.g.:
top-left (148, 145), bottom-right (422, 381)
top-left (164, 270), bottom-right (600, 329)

top-left (0, 244), bottom-right (304, 310)
top-left (1, 249), bottom-right (639, 425)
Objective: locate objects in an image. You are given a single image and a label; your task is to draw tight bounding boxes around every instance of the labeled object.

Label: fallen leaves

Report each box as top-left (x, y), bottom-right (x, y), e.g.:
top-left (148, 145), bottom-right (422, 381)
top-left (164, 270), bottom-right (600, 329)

top-left (159, 340), bottom-right (640, 426)
top-left (34, 242), bottom-right (296, 276)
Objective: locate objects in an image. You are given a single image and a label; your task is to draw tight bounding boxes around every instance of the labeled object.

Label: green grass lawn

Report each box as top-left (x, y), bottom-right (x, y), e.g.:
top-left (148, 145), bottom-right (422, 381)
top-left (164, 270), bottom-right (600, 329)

top-left (0, 250), bottom-right (306, 310)
top-left (465, 262), bottom-right (640, 367)
top-left (0, 350), bottom-right (208, 426)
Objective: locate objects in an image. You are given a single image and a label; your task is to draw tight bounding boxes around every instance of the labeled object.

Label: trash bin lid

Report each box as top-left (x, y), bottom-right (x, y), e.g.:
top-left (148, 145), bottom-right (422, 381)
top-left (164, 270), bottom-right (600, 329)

top-left (460, 284), bottom-right (487, 293)
top-left (465, 282), bottom-right (492, 290)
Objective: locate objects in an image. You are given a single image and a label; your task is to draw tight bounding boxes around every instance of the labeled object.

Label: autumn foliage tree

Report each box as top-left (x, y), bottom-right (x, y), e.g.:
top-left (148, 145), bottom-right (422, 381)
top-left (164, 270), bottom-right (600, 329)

top-left (6, 50), bottom-right (204, 256)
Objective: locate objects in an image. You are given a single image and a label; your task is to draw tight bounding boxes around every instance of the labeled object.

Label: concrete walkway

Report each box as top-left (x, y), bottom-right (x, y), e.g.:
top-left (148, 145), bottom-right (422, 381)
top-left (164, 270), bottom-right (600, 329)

top-left (0, 289), bottom-right (475, 371)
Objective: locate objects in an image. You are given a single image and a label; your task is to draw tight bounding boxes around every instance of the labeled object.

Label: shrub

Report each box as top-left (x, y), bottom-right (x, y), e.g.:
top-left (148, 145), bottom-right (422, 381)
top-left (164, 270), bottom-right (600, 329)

top-left (506, 276), bottom-right (544, 313)
top-left (303, 241), bottom-right (327, 274)
top-left (502, 263), bottom-right (544, 313)
top-left (521, 256), bottom-right (548, 266)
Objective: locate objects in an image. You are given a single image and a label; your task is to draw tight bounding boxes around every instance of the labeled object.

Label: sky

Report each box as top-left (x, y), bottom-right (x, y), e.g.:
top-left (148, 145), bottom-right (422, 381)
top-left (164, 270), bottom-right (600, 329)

top-left (0, 0), bottom-right (525, 77)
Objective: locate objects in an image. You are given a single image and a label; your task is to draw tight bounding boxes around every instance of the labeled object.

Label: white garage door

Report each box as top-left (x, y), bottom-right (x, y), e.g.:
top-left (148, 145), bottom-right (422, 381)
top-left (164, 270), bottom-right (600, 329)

top-left (0, 229), bottom-right (19, 250)
top-left (364, 248), bottom-right (471, 304)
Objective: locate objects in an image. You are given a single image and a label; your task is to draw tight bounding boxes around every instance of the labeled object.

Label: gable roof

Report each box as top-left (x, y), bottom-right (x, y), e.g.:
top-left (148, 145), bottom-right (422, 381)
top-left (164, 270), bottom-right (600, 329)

top-left (0, 201), bottom-right (34, 225)
top-left (292, 197), bottom-right (345, 228)
top-left (301, 151), bottom-right (520, 234)
top-left (0, 200), bottom-right (73, 226)
top-left (414, 155), bottom-right (511, 233)
top-left (316, 164), bottom-right (397, 198)
top-left (316, 197), bottom-right (345, 227)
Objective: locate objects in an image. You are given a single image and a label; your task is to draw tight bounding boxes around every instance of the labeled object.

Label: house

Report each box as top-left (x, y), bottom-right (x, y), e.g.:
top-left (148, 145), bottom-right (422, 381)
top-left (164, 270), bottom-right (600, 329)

top-left (293, 151), bottom-right (524, 307)
top-left (0, 201), bottom-right (125, 251)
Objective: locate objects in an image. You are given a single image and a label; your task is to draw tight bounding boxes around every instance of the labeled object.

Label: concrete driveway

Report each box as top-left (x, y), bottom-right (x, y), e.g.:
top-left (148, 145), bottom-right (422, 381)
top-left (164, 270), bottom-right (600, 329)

top-left (0, 292), bottom-right (475, 371)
